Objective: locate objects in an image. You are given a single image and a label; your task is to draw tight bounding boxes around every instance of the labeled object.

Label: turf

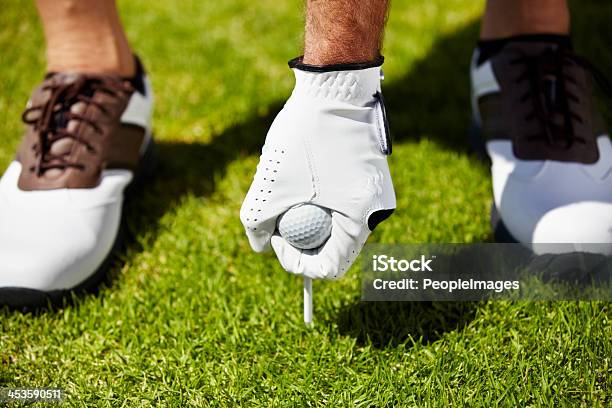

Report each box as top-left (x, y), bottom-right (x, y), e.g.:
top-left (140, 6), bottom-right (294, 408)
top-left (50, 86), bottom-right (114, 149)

top-left (1, 0), bottom-right (611, 406)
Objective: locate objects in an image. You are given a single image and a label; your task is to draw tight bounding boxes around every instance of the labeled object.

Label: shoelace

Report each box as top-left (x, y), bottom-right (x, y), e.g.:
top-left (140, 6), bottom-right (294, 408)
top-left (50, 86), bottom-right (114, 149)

top-left (510, 47), bottom-right (612, 148)
top-left (21, 76), bottom-right (133, 175)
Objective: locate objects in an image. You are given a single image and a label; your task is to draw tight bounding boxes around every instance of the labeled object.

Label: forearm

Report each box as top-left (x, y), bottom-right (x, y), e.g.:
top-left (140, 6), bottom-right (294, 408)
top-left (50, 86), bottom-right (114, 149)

top-left (303, 0), bottom-right (389, 65)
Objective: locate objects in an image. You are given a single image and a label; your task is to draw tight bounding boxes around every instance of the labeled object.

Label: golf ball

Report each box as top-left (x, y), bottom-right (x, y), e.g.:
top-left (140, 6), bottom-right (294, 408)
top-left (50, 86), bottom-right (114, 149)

top-left (278, 204), bottom-right (332, 250)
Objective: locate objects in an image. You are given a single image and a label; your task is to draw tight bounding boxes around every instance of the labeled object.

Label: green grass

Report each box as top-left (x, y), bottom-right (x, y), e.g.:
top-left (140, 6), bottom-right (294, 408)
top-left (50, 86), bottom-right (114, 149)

top-left (1, 0), bottom-right (611, 406)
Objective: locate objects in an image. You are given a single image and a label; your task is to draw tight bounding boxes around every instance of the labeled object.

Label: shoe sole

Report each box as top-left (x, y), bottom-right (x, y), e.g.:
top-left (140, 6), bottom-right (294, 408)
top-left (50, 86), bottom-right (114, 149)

top-left (0, 137), bottom-right (158, 311)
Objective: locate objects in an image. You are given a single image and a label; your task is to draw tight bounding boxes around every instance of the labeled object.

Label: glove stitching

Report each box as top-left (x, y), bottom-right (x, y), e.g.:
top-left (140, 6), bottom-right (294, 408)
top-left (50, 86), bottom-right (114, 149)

top-left (361, 173), bottom-right (385, 228)
top-left (363, 203), bottom-right (375, 227)
top-left (373, 98), bottom-right (386, 154)
top-left (303, 134), bottom-right (320, 200)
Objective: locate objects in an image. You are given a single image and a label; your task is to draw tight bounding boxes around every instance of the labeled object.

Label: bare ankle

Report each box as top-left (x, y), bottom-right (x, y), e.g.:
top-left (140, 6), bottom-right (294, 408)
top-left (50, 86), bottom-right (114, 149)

top-left (46, 44), bottom-right (135, 76)
top-left (481, 0), bottom-right (570, 40)
top-left (37, 0), bottom-right (135, 76)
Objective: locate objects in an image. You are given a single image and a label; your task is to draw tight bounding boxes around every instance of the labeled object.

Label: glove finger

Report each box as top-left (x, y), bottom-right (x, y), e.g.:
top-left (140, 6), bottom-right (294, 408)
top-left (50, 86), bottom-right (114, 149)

top-left (241, 192), bottom-right (312, 252)
top-left (243, 218), bottom-right (277, 253)
top-left (300, 212), bottom-right (369, 279)
top-left (271, 211), bottom-right (370, 280)
top-left (270, 232), bottom-right (303, 274)
top-left (241, 132), bottom-right (314, 252)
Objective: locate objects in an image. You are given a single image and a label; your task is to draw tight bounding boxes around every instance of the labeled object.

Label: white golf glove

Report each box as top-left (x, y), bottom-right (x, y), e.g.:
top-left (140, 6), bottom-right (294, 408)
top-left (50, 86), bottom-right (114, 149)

top-left (240, 57), bottom-right (396, 279)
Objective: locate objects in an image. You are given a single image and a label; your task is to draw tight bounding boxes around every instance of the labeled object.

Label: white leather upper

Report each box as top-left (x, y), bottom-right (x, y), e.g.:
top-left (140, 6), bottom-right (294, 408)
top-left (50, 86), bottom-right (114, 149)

top-left (0, 162), bottom-right (132, 289)
top-left (240, 65), bottom-right (396, 279)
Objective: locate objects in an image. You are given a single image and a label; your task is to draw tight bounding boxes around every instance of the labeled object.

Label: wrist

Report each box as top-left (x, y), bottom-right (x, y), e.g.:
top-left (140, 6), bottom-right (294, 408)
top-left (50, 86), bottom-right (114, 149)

top-left (303, 44), bottom-right (382, 66)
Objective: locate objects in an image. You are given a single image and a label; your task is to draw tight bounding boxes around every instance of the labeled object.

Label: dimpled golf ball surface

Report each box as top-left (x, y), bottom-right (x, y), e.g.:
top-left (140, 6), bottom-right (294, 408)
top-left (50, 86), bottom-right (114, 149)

top-left (278, 204), bottom-right (332, 250)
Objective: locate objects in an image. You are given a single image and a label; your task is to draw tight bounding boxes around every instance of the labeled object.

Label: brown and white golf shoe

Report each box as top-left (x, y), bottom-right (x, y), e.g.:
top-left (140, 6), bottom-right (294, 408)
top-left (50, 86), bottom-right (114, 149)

top-left (0, 57), bottom-right (155, 308)
top-left (470, 36), bottom-right (612, 254)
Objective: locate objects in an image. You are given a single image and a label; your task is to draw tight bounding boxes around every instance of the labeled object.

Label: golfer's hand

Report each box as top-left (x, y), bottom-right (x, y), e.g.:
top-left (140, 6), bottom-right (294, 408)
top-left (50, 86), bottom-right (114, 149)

top-left (240, 57), bottom-right (396, 279)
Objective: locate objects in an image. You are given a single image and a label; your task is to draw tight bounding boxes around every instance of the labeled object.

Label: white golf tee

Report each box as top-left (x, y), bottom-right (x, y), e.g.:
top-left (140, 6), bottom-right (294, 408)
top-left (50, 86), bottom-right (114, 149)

top-left (303, 276), bottom-right (313, 325)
